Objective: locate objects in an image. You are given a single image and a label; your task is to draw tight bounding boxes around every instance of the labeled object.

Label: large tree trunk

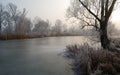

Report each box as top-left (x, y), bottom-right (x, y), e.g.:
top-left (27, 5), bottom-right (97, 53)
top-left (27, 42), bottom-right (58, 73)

top-left (100, 21), bottom-right (110, 49)
top-left (100, 21), bottom-right (120, 53)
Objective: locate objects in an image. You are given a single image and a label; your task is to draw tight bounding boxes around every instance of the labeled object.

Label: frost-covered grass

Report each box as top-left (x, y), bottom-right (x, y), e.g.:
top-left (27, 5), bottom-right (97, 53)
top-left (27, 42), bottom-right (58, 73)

top-left (65, 43), bottom-right (120, 75)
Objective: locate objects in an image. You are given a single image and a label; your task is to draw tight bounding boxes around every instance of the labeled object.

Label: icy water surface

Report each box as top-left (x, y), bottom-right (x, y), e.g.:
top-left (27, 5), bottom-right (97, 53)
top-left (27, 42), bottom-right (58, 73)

top-left (0, 36), bottom-right (90, 75)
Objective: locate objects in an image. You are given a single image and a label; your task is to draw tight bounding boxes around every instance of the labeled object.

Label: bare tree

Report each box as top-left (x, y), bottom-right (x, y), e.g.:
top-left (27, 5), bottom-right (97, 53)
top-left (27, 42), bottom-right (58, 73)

top-left (7, 3), bottom-right (20, 34)
top-left (3, 11), bottom-right (13, 35)
top-left (23, 18), bottom-right (32, 35)
top-left (67, 0), bottom-right (120, 52)
top-left (32, 18), bottom-right (50, 36)
top-left (0, 4), bottom-right (4, 34)
top-left (52, 19), bottom-right (62, 35)
top-left (16, 8), bottom-right (27, 35)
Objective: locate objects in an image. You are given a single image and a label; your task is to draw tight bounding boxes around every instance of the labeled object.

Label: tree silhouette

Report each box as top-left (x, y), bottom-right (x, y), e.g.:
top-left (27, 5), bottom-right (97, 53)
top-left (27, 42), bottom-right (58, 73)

top-left (67, 0), bottom-right (120, 53)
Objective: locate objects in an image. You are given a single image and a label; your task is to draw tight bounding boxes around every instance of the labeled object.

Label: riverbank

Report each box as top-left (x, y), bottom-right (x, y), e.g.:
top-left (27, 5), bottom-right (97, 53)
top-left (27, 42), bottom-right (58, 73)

top-left (0, 34), bottom-right (82, 40)
top-left (65, 43), bottom-right (120, 75)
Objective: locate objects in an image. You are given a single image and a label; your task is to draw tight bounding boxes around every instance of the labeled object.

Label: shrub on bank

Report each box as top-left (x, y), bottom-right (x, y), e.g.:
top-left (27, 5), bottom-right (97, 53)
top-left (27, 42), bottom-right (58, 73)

top-left (65, 43), bottom-right (120, 75)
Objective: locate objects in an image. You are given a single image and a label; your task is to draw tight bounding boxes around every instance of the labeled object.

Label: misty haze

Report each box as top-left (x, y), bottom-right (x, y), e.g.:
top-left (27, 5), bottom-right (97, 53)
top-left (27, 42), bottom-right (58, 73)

top-left (0, 0), bottom-right (120, 75)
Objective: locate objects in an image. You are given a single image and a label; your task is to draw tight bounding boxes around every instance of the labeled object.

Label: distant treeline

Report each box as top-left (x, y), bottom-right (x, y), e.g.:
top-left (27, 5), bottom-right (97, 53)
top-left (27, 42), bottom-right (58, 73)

top-left (0, 3), bottom-right (107, 40)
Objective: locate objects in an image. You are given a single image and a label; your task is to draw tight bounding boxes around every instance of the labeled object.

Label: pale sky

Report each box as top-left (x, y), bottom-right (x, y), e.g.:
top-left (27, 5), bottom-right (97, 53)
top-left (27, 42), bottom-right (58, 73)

top-left (1, 0), bottom-right (120, 28)
top-left (0, 0), bottom-right (70, 24)
top-left (111, 10), bottom-right (120, 29)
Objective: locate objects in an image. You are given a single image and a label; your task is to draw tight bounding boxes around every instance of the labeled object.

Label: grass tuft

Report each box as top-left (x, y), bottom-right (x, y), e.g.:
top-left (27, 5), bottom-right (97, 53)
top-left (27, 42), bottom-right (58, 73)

top-left (65, 43), bottom-right (120, 75)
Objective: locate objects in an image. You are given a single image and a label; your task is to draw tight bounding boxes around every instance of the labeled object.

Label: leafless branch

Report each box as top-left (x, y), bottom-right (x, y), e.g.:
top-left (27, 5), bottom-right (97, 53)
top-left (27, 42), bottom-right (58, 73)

top-left (101, 0), bottom-right (105, 20)
top-left (79, 0), bottom-right (101, 22)
top-left (105, 0), bottom-right (109, 15)
top-left (81, 24), bottom-right (99, 30)
top-left (106, 0), bottom-right (117, 20)
top-left (76, 16), bottom-right (99, 30)
top-left (82, 12), bottom-right (94, 20)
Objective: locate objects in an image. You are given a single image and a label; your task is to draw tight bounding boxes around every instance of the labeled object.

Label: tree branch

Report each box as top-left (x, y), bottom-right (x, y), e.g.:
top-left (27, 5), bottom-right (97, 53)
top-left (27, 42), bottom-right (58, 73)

top-left (79, 18), bottom-right (99, 30)
top-left (79, 0), bottom-right (101, 22)
top-left (82, 13), bottom-right (94, 20)
top-left (105, 0), bottom-right (109, 15)
top-left (76, 16), bottom-right (99, 30)
top-left (101, 0), bottom-right (105, 21)
top-left (81, 24), bottom-right (99, 30)
top-left (106, 0), bottom-right (117, 20)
